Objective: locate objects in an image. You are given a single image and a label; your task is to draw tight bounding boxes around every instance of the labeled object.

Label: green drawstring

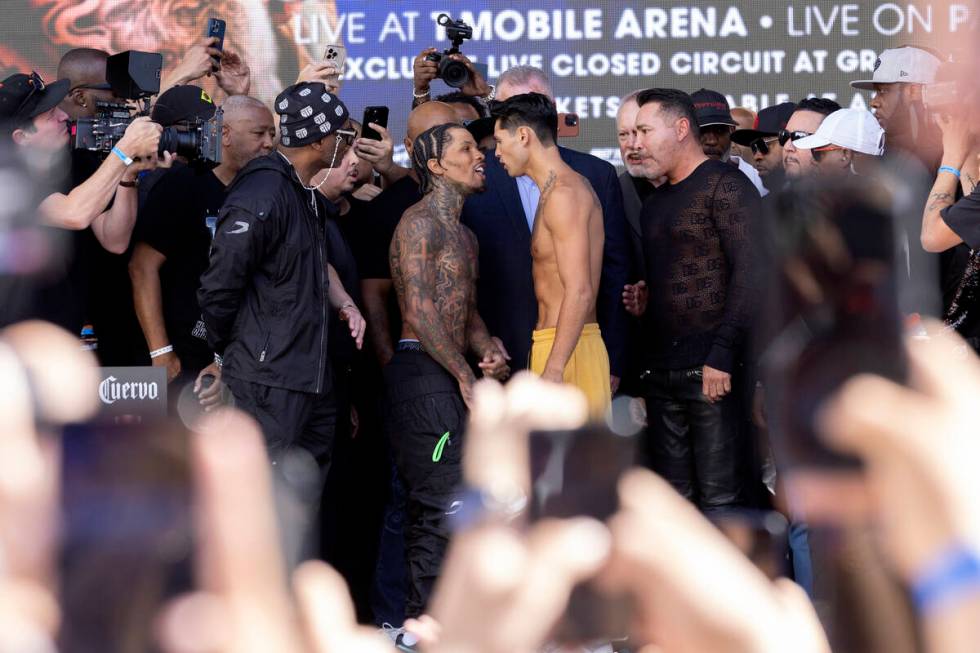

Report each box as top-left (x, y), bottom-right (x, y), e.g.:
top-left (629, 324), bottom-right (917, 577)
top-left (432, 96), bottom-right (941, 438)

top-left (432, 431), bottom-right (451, 462)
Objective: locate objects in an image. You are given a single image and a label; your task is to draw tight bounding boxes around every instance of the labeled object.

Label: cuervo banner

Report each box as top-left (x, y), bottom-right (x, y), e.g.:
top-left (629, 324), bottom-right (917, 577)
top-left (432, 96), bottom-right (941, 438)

top-left (97, 367), bottom-right (167, 417)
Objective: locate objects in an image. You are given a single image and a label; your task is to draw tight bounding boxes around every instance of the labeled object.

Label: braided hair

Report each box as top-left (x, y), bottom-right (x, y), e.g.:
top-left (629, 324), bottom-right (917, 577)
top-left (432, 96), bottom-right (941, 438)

top-left (412, 123), bottom-right (463, 195)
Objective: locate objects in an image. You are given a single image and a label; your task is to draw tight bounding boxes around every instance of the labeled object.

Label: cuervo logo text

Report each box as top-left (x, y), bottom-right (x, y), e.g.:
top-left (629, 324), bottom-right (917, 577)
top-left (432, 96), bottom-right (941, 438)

top-left (98, 375), bottom-right (160, 405)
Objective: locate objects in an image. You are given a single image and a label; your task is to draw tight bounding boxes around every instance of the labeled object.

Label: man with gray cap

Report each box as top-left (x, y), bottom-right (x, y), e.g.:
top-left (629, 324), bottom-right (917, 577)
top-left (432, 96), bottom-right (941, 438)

top-left (198, 81), bottom-right (366, 561)
top-left (850, 45), bottom-right (943, 170)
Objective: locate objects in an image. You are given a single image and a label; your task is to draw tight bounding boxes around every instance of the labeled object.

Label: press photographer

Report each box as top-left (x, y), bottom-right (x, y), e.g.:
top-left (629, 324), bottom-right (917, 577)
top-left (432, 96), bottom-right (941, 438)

top-left (0, 70), bottom-right (162, 333)
top-left (412, 15), bottom-right (494, 109)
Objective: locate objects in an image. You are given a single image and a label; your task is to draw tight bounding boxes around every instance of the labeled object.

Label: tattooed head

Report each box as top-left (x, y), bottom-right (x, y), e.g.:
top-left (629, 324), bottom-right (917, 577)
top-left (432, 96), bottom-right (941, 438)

top-left (412, 123), bottom-right (486, 195)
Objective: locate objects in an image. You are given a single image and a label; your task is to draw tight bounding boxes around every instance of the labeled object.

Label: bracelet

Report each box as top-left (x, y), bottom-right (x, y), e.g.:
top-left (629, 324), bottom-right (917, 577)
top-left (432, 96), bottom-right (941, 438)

top-left (412, 87), bottom-right (430, 99)
top-left (939, 165), bottom-right (962, 179)
top-left (111, 146), bottom-right (134, 166)
top-left (911, 544), bottom-right (980, 615)
top-left (119, 178), bottom-right (138, 188)
top-left (340, 302), bottom-right (358, 313)
top-left (149, 345), bottom-right (174, 359)
top-left (483, 84), bottom-right (496, 102)
top-left (213, 353), bottom-right (223, 369)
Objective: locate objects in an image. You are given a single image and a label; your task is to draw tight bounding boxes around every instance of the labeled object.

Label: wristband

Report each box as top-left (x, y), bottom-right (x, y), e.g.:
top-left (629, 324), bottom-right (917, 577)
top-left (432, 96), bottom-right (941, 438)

top-left (149, 345), bottom-right (174, 359)
top-left (111, 146), bottom-right (134, 166)
top-left (939, 165), bottom-right (961, 179)
top-left (911, 544), bottom-right (980, 615)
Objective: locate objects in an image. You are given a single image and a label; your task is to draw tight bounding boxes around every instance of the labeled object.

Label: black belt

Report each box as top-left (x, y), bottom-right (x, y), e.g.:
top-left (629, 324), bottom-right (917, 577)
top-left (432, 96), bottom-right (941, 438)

top-left (395, 340), bottom-right (425, 353)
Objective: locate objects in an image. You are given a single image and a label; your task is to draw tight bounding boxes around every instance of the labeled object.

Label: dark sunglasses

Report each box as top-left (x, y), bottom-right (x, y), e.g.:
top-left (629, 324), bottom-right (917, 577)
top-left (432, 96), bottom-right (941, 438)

top-left (811, 145), bottom-right (844, 163)
top-left (15, 71), bottom-right (46, 115)
top-left (749, 136), bottom-right (780, 156)
top-left (778, 129), bottom-right (811, 147)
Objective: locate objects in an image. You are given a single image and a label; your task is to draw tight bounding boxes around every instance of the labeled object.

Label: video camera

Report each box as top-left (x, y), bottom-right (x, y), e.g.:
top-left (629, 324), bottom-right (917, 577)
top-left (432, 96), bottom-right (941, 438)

top-left (71, 50), bottom-right (222, 165)
top-left (424, 14), bottom-right (474, 89)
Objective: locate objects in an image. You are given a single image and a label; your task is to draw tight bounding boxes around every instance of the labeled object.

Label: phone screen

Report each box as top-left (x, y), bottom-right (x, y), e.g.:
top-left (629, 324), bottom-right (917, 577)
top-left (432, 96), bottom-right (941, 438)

top-left (59, 418), bottom-right (194, 653)
top-left (361, 106), bottom-right (389, 141)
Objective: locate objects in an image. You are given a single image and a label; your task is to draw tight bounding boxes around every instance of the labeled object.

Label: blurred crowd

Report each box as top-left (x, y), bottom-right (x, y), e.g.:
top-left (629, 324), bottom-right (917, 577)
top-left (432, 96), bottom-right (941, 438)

top-left (1, 12), bottom-right (980, 653)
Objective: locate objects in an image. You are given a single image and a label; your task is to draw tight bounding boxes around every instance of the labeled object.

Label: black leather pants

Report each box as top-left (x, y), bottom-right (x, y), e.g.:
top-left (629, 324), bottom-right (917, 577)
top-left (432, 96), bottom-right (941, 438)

top-left (642, 367), bottom-right (744, 511)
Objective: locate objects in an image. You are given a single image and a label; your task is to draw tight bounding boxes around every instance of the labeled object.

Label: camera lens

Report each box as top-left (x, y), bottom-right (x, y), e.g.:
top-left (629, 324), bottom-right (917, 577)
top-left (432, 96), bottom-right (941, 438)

top-left (159, 127), bottom-right (200, 158)
top-left (440, 59), bottom-right (470, 89)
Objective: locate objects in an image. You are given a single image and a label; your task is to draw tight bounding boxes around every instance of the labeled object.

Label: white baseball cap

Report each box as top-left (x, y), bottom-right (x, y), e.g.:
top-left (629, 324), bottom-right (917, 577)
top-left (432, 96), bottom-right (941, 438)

top-left (794, 109), bottom-right (885, 156)
top-left (850, 46), bottom-right (942, 90)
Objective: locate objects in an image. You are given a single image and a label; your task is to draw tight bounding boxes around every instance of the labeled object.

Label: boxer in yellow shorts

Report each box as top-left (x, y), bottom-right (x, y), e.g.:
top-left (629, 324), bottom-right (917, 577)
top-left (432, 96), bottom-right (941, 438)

top-left (491, 94), bottom-right (611, 418)
top-left (530, 323), bottom-right (611, 418)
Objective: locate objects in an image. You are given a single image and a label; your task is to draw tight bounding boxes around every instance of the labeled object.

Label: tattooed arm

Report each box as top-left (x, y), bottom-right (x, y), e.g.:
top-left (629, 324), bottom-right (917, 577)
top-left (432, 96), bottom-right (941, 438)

top-left (391, 212), bottom-right (478, 396)
top-left (462, 232), bottom-right (509, 380)
top-left (923, 114), bottom-right (974, 253)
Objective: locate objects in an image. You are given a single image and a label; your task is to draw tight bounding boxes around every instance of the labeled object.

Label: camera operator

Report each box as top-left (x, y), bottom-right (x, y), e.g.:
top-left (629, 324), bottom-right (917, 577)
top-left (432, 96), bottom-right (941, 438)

top-left (412, 48), bottom-right (493, 110)
top-left (0, 71), bottom-right (162, 332)
top-left (130, 93), bottom-right (274, 402)
top-left (197, 82), bottom-right (365, 563)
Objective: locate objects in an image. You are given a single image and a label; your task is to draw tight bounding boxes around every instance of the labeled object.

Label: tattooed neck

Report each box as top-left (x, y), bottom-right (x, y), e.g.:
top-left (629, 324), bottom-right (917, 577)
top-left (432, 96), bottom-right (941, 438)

top-left (426, 179), bottom-right (468, 223)
top-left (539, 170), bottom-right (558, 201)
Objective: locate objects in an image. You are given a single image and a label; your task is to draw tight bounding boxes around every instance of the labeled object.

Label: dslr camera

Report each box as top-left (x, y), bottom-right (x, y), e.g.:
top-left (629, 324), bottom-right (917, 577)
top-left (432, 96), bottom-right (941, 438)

top-left (424, 14), bottom-right (474, 89)
top-left (72, 51), bottom-right (222, 165)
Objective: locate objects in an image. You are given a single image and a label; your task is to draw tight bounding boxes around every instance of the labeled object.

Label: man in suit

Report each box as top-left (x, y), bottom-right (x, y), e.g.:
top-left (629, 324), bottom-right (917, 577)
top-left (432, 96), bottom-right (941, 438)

top-left (424, 65), bottom-right (631, 391)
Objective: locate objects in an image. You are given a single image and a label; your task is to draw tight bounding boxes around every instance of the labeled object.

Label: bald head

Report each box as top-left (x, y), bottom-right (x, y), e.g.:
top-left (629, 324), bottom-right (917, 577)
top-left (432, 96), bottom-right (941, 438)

top-left (220, 95), bottom-right (276, 173)
top-left (407, 101), bottom-right (460, 142)
top-left (57, 48), bottom-right (109, 87)
top-left (57, 48), bottom-right (116, 120)
top-left (222, 94), bottom-right (271, 121)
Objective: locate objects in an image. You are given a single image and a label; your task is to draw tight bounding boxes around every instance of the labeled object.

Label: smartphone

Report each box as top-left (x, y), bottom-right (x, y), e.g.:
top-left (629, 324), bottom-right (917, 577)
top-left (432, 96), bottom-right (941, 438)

top-left (206, 18), bottom-right (226, 68)
top-left (59, 417), bottom-right (194, 653)
top-left (361, 106), bottom-right (389, 141)
top-left (529, 424), bottom-right (636, 644)
top-left (322, 43), bottom-right (347, 76)
top-left (711, 510), bottom-right (789, 580)
top-left (764, 181), bottom-right (907, 470)
top-left (557, 112), bottom-right (580, 138)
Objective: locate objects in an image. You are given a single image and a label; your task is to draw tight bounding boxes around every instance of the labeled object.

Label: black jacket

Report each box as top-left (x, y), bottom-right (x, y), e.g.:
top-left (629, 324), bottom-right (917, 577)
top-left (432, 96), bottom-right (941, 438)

top-left (198, 152), bottom-right (332, 394)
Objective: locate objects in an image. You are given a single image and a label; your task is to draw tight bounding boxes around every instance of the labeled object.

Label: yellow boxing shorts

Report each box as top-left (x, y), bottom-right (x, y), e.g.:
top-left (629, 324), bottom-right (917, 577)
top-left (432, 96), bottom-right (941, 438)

top-left (530, 322), bottom-right (611, 419)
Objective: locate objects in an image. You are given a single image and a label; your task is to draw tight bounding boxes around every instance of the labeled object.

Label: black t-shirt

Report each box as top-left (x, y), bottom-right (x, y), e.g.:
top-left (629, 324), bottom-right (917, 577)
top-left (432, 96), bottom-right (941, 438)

top-left (351, 176), bottom-right (422, 280)
top-left (640, 159), bottom-right (760, 373)
top-left (135, 165), bottom-right (227, 373)
top-left (325, 199), bottom-right (361, 364)
top-left (942, 186), bottom-right (980, 250)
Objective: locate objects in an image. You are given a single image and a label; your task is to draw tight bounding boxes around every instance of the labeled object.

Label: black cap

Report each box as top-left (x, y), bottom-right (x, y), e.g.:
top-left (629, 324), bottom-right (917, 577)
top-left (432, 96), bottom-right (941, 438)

top-left (275, 82), bottom-right (349, 148)
top-left (691, 88), bottom-right (736, 128)
top-left (0, 72), bottom-right (70, 127)
top-left (732, 102), bottom-right (797, 145)
top-left (150, 85), bottom-right (216, 126)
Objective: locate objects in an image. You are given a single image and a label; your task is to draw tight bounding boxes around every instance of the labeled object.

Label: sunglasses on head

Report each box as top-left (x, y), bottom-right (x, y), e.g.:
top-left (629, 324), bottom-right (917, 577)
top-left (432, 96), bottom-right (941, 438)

top-left (749, 136), bottom-right (780, 156)
top-left (334, 128), bottom-right (357, 146)
top-left (15, 71), bottom-right (46, 115)
top-left (778, 129), bottom-right (811, 146)
top-left (811, 145), bottom-right (844, 162)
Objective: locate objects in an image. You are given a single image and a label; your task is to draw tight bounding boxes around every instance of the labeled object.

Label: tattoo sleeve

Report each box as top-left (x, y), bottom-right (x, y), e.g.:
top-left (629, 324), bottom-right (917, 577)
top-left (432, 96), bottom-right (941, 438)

top-left (922, 164), bottom-right (964, 252)
top-left (392, 216), bottom-right (476, 385)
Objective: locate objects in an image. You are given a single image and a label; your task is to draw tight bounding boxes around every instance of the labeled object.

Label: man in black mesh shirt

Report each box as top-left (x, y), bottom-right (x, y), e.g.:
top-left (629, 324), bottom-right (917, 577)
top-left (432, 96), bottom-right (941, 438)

top-left (631, 88), bottom-right (760, 511)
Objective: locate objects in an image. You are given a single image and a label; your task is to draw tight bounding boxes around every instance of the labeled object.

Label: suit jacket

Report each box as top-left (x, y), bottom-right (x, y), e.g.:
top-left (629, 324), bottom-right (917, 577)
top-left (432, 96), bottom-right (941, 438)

top-left (619, 171), bottom-right (645, 282)
top-left (462, 146), bottom-right (631, 376)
